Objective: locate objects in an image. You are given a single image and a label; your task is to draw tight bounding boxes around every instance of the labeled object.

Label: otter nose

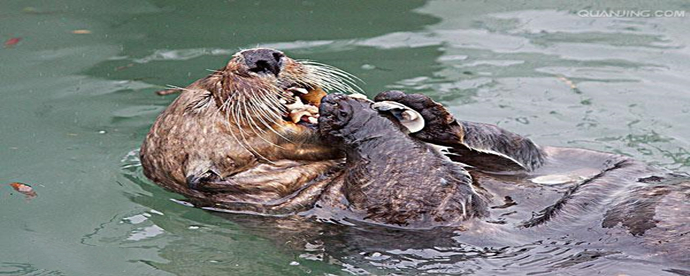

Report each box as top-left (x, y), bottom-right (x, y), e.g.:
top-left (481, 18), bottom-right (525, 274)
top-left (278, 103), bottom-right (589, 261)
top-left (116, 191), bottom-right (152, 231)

top-left (241, 48), bottom-right (284, 76)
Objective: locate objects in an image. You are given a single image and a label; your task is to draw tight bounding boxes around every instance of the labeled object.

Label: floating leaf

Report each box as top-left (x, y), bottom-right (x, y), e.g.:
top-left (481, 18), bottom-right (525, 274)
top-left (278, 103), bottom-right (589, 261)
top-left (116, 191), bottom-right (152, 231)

top-left (4, 37), bottom-right (21, 48)
top-left (9, 182), bottom-right (37, 199)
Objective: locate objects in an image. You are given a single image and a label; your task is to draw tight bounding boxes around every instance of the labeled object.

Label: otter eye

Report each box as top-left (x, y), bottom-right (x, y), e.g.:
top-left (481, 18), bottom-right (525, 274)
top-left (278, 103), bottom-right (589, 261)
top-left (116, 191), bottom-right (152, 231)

top-left (339, 111), bottom-right (348, 118)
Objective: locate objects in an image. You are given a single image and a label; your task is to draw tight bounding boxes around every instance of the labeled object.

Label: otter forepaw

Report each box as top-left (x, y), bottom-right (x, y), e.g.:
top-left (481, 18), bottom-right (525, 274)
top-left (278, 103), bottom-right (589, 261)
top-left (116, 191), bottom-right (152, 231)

top-left (374, 90), bottom-right (462, 144)
top-left (186, 171), bottom-right (233, 192)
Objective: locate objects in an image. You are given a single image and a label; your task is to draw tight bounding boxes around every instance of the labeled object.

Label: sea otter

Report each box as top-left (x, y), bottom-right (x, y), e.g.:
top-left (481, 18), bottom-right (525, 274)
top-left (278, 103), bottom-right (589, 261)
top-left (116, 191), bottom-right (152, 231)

top-left (140, 49), bottom-right (689, 262)
top-left (140, 48), bottom-right (545, 214)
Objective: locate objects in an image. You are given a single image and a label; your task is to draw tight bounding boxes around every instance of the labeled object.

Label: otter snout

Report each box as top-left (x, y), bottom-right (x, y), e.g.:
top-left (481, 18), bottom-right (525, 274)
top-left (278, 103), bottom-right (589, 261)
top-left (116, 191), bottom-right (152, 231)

top-left (241, 48), bottom-right (284, 76)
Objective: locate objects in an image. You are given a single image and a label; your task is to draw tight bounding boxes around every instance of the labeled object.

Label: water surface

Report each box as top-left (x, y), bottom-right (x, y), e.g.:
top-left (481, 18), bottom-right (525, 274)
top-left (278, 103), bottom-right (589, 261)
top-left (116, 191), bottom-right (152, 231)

top-left (1, 0), bottom-right (689, 275)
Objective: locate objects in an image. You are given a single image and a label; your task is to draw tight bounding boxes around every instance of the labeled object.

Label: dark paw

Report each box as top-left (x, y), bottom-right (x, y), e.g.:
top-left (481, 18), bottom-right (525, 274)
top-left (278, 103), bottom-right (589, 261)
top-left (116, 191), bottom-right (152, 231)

top-left (374, 90), bottom-right (462, 144)
top-left (374, 91), bottom-right (440, 113)
top-left (186, 171), bottom-right (223, 191)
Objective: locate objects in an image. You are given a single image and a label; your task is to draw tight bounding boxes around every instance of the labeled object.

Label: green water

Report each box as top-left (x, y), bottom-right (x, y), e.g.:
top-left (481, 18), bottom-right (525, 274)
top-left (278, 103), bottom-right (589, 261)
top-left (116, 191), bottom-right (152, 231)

top-left (1, 0), bottom-right (689, 275)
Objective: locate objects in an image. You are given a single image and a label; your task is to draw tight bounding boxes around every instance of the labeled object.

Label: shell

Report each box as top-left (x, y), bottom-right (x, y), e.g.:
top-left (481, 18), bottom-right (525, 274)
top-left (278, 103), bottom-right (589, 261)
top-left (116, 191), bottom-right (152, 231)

top-left (348, 93), bottom-right (369, 100)
top-left (372, 101), bottom-right (425, 133)
top-left (531, 174), bottom-right (584, 185)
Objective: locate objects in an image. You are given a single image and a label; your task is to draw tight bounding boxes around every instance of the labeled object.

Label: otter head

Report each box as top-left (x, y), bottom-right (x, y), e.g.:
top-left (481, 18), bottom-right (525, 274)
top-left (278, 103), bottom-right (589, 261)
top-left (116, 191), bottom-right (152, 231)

top-left (174, 48), bottom-right (364, 163)
top-left (202, 48), bottom-right (360, 135)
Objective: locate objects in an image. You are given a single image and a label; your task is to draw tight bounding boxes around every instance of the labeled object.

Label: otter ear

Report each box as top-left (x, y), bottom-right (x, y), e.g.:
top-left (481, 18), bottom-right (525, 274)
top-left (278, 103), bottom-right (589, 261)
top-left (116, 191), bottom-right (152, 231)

top-left (372, 101), bottom-right (425, 133)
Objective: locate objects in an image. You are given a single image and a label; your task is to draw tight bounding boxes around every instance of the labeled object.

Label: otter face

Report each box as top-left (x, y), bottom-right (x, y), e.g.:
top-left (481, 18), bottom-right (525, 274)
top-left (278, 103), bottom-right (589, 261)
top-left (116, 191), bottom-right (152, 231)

top-left (211, 48), bottom-right (360, 132)
top-left (319, 93), bottom-right (381, 142)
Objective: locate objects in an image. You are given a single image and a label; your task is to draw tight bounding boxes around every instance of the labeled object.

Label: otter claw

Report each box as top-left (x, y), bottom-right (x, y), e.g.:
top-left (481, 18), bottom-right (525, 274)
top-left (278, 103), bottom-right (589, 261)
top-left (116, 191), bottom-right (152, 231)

top-left (372, 101), bottom-right (425, 133)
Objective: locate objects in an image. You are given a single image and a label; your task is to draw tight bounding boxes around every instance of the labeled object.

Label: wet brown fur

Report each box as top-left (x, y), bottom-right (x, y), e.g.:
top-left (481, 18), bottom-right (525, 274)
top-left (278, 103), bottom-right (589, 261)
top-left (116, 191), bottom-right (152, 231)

top-left (140, 50), bottom-right (689, 263)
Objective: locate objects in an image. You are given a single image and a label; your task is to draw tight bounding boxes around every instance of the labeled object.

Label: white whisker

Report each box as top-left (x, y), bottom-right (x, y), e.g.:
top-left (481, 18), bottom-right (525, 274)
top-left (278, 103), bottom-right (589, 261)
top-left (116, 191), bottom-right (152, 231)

top-left (241, 97), bottom-right (285, 149)
top-left (233, 92), bottom-right (274, 163)
top-left (165, 84), bottom-right (194, 92)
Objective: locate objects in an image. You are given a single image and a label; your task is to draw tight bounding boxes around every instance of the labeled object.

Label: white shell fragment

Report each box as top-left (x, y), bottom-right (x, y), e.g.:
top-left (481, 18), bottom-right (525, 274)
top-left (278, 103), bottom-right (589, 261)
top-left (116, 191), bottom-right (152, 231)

top-left (372, 101), bottom-right (425, 133)
top-left (530, 174), bottom-right (584, 185)
top-left (348, 93), bottom-right (369, 100)
top-left (288, 87), bottom-right (309, 94)
top-left (285, 96), bottom-right (319, 123)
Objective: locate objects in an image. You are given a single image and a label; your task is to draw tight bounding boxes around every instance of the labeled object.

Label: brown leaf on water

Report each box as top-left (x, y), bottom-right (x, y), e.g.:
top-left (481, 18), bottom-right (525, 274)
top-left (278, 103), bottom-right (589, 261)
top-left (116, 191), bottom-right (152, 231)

top-left (71, 29), bottom-right (92, 34)
top-left (4, 37), bottom-right (21, 48)
top-left (9, 182), bottom-right (37, 199)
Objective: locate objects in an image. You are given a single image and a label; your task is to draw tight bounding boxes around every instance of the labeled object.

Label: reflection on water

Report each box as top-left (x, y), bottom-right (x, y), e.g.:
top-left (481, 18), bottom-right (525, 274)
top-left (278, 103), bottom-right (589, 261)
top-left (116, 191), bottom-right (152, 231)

top-left (1, 0), bottom-right (689, 275)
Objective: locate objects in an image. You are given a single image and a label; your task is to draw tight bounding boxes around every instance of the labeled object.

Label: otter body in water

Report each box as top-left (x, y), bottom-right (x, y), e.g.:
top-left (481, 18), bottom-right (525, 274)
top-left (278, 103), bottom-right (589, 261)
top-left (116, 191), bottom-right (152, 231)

top-left (140, 48), bottom-right (688, 264)
top-left (318, 94), bottom-right (487, 227)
